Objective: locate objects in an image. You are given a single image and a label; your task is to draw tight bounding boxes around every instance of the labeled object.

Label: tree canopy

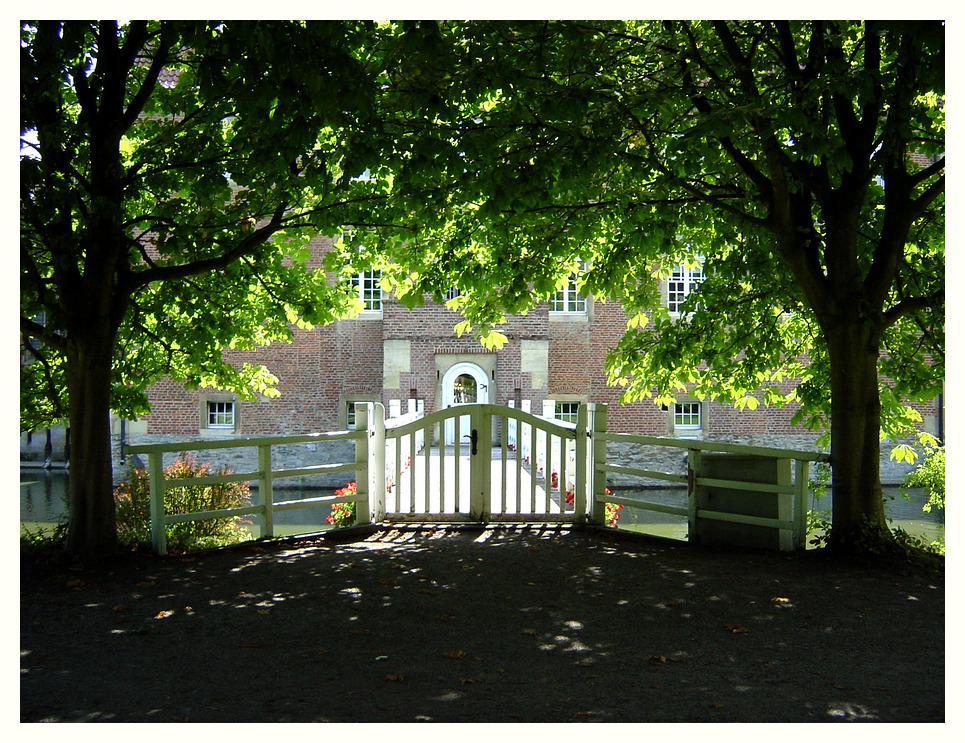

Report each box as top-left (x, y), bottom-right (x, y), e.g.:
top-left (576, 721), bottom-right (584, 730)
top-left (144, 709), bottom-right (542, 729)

top-left (20, 20), bottom-right (944, 556)
top-left (357, 20), bottom-right (944, 552)
top-left (20, 20), bottom-right (399, 553)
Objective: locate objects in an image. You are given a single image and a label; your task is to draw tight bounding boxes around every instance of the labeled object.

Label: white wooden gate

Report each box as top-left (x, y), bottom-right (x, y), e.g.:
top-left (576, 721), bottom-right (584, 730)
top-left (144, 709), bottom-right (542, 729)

top-left (365, 403), bottom-right (591, 523)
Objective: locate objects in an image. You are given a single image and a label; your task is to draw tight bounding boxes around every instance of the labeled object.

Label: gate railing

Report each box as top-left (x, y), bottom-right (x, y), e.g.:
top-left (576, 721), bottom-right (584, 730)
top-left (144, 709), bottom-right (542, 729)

top-left (369, 402), bottom-right (583, 522)
top-left (130, 402), bottom-right (828, 554)
top-left (586, 404), bottom-right (829, 550)
top-left (126, 430), bottom-right (368, 555)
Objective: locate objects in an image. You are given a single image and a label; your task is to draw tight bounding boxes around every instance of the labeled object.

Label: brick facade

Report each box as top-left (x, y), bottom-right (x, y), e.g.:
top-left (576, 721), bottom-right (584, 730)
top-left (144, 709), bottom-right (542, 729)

top-left (118, 239), bottom-right (941, 485)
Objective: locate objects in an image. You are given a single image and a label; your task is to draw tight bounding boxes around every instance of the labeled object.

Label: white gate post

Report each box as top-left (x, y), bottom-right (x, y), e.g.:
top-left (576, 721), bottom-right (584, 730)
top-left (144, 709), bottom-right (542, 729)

top-left (365, 402), bottom-right (386, 524)
top-left (587, 404), bottom-right (608, 525)
top-left (574, 404), bottom-right (588, 522)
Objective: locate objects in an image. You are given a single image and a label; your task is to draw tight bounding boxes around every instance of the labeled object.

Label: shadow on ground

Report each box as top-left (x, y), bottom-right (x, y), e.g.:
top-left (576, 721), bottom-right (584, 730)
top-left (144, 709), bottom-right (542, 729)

top-left (20, 525), bottom-right (944, 722)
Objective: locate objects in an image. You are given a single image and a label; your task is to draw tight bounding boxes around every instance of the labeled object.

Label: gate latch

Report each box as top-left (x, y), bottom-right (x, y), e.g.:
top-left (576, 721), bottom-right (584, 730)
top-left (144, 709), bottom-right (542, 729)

top-left (470, 429), bottom-right (478, 455)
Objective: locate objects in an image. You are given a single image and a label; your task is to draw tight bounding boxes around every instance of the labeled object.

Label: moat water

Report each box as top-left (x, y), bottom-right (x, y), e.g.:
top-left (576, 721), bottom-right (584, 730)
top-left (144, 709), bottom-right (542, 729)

top-left (21, 468), bottom-right (944, 548)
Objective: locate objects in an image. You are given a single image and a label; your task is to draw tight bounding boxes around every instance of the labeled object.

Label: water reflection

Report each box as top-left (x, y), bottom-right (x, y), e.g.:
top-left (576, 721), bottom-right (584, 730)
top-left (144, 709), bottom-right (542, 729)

top-left (20, 470), bottom-right (71, 526)
top-left (21, 471), bottom-right (943, 548)
top-left (19, 471), bottom-right (336, 537)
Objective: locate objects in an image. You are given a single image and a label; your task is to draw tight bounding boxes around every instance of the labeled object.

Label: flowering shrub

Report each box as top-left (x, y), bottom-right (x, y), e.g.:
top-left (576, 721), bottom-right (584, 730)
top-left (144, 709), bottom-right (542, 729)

top-left (326, 482), bottom-right (358, 528)
top-left (114, 452), bottom-right (251, 552)
top-left (566, 488), bottom-right (623, 528)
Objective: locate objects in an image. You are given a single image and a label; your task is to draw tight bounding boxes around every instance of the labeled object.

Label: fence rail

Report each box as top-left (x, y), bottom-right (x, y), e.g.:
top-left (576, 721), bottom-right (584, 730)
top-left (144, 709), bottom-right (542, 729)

top-left (128, 403), bottom-right (829, 554)
top-left (591, 405), bottom-right (828, 550)
top-left (126, 430), bottom-right (367, 554)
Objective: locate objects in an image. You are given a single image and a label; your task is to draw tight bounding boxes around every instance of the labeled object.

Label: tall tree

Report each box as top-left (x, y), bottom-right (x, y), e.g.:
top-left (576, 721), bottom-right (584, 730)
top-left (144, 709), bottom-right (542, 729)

top-left (20, 21), bottom-right (393, 556)
top-left (362, 20), bottom-right (944, 554)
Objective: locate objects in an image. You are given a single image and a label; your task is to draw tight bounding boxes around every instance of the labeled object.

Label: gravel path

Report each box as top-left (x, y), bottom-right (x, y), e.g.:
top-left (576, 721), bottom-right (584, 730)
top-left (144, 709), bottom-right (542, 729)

top-left (20, 525), bottom-right (944, 723)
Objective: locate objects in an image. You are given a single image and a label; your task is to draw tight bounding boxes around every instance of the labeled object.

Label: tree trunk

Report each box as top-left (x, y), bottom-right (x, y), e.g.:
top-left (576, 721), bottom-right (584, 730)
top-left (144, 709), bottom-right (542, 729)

top-left (825, 320), bottom-right (890, 552)
top-left (64, 333), bottom-right (119, 556)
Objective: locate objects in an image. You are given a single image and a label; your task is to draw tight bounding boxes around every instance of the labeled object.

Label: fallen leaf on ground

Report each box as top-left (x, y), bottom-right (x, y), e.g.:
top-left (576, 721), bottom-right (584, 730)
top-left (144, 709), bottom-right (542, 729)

top-left (154, 610), bottom-right (174, 619)
top-left (385, 673), bottom-right (405, 682)
top-left (444, 650), bottom-right (466, 659)
top-left (770, 597), bottom-right (790, 603)
top-left (646, 655), bottom-right (684, 665)
top-left (723, 624), bottom-right (749, 633)
top-left (112, 605), bottom-right (130, 613)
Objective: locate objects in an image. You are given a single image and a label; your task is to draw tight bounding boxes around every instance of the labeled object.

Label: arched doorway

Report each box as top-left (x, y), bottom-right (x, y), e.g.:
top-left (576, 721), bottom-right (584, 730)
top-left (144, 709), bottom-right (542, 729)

top-left (441, 362), bottom-right (489, 445)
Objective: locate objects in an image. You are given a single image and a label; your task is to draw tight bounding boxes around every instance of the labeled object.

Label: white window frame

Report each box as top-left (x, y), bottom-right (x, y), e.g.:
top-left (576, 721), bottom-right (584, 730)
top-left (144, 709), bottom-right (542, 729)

top-left (340, 395), bottom-right (380, 431)
top-left (554, 401), bottom-right (581, 424)
top-left (203, 399), bottom-right (237, 432)
top-left (667, 263), bottom-right (703, 314)
top-left (550, 263), bottom-right (588, 315)
top-left (349, 269), bottom-right (382, 313)
top-left (673, 401), bottom-right (702, 435)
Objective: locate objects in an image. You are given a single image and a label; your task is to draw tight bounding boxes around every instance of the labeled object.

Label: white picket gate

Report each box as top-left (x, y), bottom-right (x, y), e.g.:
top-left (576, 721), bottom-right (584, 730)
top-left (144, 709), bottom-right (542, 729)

top-left (129, 402), bottom-right (828, 554)
top-left (367, 402), bottom-right (587, 523)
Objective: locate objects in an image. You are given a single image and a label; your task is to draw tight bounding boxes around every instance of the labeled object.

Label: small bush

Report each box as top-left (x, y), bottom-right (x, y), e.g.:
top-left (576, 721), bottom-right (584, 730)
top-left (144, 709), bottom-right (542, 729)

top-left (20, 522), bottom-right (69, 560)
top-left (115, 452), bottom-right (251, 552)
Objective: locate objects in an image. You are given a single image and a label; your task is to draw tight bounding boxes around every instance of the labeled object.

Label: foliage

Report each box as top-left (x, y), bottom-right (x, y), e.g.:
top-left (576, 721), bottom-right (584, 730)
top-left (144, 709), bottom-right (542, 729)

top-left (903, 446), bottom-right (945, 513)
top-left (807, 463), bottom-right (833, 547)
top-left (20, 522), bottom-right (70, 561)
top-left (358, 21), bottom-right (943, 552)
top-left (20, 20), bottom-right (394, 428)
top-left (114, 453), bottom-right (251, 552)
top-left (20, 21), bottom-right (402, 554)
top-left (326, 482), bottom-right (358, 528)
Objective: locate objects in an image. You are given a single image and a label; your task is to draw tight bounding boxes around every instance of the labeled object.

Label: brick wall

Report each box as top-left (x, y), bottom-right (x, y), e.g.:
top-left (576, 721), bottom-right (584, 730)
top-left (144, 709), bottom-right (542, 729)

top-left (132, 238), bottom-right (942, 486)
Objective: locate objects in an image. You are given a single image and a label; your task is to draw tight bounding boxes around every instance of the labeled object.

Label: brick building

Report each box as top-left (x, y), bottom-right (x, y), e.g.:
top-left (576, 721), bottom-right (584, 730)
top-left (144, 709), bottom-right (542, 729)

top-left (120, 236), bottom-right (941, 485)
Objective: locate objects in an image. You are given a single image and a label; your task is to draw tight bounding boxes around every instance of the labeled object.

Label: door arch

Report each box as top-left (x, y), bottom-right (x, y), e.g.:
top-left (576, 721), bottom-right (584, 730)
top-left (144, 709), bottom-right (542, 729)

top-left (442, 362), bottom-right (490, 445)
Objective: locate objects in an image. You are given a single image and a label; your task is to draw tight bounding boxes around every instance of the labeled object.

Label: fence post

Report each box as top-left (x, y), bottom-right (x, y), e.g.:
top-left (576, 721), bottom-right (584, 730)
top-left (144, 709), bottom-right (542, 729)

top-left (687, 449), bottom-right (701, 543)
top-left (574, 404), bottom-right (588, 522)
top-left (366, 402), bottom-right (386, 524)
top-left (148, 451), bottom-right (167, 555)
top-left (588, 404), bottom-right (608, 525)
top-left (257, 444), bottom-right (274, 539)
top-left (774, 458), bottom-right (793, 550)
top-left (793, 459), bottom-right (809, 550)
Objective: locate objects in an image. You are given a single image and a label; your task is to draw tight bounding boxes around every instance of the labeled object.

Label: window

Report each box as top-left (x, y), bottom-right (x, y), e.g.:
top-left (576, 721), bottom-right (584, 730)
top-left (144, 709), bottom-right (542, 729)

top-left (206, 400), bottom-right (235, 429)
top-left (550, 279), bottom-right (587, 313)
top-left (349, 269), bottom-right (382, 312)
top-left (550, 269), bottom-right (588, 314)
top-left (668, 264), bottom-right (703, 314)
top-left (674, 402), bottom-right (701, 430)
top-left (555, 401), bottom-right (580, 424)
top-left (444, 287), bottom-right (462, 301)
top-left (346, 401), bottom-right (363, 430)
top-left (340, 395), bottom-right (380, 431)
